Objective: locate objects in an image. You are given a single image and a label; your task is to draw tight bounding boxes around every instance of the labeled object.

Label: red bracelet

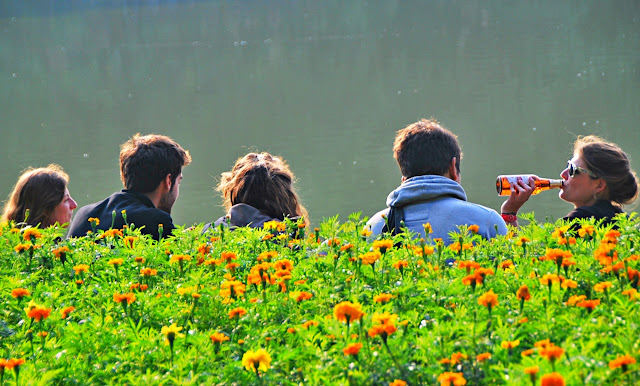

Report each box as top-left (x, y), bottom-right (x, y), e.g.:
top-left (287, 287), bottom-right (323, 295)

top-left (501, 213), bottom-right (517, 222)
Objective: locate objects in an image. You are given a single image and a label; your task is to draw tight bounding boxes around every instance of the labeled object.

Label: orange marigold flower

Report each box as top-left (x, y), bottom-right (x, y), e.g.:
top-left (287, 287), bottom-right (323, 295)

top-left (437, 371), bottom-right (467, 386)
top-left (264, 220), bottom-right (286, 232)
top-left (123, 236), bottom-right (137, 248)
top-left (73, 264), bottom-right (90, 274)
top-left (340, 243), bottom-right (354, 252)
top-left (113, 292), bottom-right (136, 305)
top-left (228, 307), bottom-right (247, 319)
top-left (134, 256), bottom-right (145, 263)
top-left (140, 267), bottom-right (158, 277)
top-left (333, 301), bottom-right (364, 323)
top-left (609, 354), bottom-right (636, 369)
top-left (501, 339), bottom-right (520, 349)
top-left (209, 332), bottom-right (230, 344)
top-left (274, 259), bottom-right (294, 271)
top-left (14, 243), bottom-right (33, 253)
top-left (450, 352), bottom-right (468, 365)
top-left (524, 366), bottom-right (539, 375)
top-left (108, 258), bottom-right (124, 266)
top-left (540, 372), bottom-right (565, 386)
top-left (448, 242), bottom-right (461, 253)
top-left (343, 342), bottom-right (363, 356)
top-left (622, 288), bottom-right (638, 300)
top-left (23, 228), bottom-right (42, 241)
top-left (170, 254), bottom-right (191, 263)
top-left (576, 299), bottom-right (600, 311)
top-left (561, 279), bottom-right (578, 289)
top-left (61, 306), bottom-right (75, 319)
top-left (287, 327), bottom-right (296, 334)
top-left (392, 260), bottom-right (409, 270)
top-left (294, 291), bottom-right (313, 302)
top-left (516, 236), bottom-right (530, 246)
top-left (566, 295), bottom-right (587, 306)
top-left (11, 288), bottom-right (30, 298)
top-left (360, 251), bottom-right (382, 265)
top-left (539, 273), bottom-right (560, 286)
top-left (372, 312), bottom-right (398, 326)
top-left (26, 306), bottom-right (51, 321)
top-left (302, 320), bottom-right (318, 329)
top-left (476, 352), bottom-right (491, 362)
top-left (593, 281), bottom-right (613, 293)
top-left (373, 239), bottom-right (393, 253)
top-left (373, 293), bottom-right (395, 303)
top-left (52, 246), bottom-right (70, 258)
top-left (521, 349), bottom-right (535, 357)
top-left (457, 261), bottom-right (481, 273)
top-left (578, 225), bottom-right (595, 237)
top-left (468, 224), bottom-right (480, 234)
top-left (499, 260), bottom-right (513, 269)
top-left (539, 345), bottom-right (564, 362)
top-left (478, 289), bottom-right (498, 309)
top-left (516, 285), bottom-right (531, 301)
top-left (389, 380), bottom-right (407, 386)
top-left (4, 358), bottom-right (25, 370)
top-left (423, 223), bottom-right (433, 234)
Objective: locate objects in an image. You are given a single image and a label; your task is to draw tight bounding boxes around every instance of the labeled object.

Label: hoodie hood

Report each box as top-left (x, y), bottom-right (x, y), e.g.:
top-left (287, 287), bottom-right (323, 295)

top-left (386, 175), bottom-right (467, 207)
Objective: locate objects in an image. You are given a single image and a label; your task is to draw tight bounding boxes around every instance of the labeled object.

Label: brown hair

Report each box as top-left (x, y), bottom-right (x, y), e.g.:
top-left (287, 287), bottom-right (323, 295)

top-left (120, 134), bottom-right (191, 193)
top-left (574, 135), bottom-right (638, 206)
top-left (2, 164), bottom-right (70, 227)
top-left (393, 118), bottom-right (462, 178)
top-left (217, 152), bottom-right (309, 227)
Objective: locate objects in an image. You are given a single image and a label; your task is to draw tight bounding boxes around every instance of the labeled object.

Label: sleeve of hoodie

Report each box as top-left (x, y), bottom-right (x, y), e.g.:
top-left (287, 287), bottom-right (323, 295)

top-left (486, 210), bottom-right (508, 238)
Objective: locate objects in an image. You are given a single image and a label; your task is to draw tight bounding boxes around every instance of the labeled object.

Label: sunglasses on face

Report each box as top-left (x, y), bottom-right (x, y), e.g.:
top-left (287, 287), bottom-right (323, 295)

top-left (567, 160), bottom-right (597, 178)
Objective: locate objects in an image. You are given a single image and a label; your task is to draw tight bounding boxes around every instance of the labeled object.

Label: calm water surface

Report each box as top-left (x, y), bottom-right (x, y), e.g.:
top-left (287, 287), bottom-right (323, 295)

top-left (1, 1), bottom-right (639, 228)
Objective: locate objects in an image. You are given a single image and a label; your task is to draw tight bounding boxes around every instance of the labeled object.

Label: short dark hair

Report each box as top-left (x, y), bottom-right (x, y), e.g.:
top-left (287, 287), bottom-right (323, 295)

top-left (393, 118), bottom-right (462, 178)
top-left (574, 135), bottom-right (638, 206)
top-left (119, 134), bottom-right (191, 193)
top-left (2, 164), bottom-right (69, 227)
top-left (217, 152), bottom-right (309, 227)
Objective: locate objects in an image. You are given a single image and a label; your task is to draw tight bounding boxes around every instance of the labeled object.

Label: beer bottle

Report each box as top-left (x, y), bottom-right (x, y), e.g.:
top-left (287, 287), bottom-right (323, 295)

top-left (496, 175), bottom-right (563, 196)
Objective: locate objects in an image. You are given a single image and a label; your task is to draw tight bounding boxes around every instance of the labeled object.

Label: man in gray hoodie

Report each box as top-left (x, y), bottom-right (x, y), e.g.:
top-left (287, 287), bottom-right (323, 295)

top-left (366, 118), bottom-right (507, 244)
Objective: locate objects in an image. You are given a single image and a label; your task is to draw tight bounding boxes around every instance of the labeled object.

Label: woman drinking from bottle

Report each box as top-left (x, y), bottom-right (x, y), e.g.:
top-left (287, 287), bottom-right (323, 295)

top-left (500, 135), bottom-right (638, 227)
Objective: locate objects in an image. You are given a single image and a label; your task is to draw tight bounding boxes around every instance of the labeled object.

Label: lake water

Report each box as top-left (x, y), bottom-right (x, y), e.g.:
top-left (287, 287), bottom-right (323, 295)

top-left (1, 0), bottom-right (639, 228)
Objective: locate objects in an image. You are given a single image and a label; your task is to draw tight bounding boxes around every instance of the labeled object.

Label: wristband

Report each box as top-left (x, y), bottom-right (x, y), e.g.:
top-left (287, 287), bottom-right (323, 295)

top-left (501, 213), bottom-right (517, 222)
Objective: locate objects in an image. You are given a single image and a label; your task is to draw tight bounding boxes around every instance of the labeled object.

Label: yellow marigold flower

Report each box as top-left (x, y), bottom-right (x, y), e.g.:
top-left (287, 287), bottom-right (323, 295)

top-left (374, 293), bottom-right (395, 303)
top-left (333, 301), bottom-right (364, 323)
top-left (423, 223), bottom-right (433, 234)
top-left (373, 239), bottom-right (393, 253)
top-left (389, 380), bottom-right (407, 386)
top-left (61, 306), bottom-right (75, 319)
top-left (113, 292), bottom-right (136, 304)
top-left (476, 352), bottom-right (491, 362)
top-left (242, 348), bottom-right (272, 373)
top-left (14, 243), bottom-right (33, 253)
top-left (609, 354), bottom-right (636, 369)
top-left (274, 259), bottom-right (294, 271)
top-left (302, 320), bottom-right (318, 329)
top-left (134, 256), bottom-right (146, 263)
top-left (26, 306), bottom-right (51, 321)
top-left (516, 285), bottom-right (531, 301)
top-left (108, 258), bottom-right (124, 266)
top-left (161, 323), bottom-right (184, 344)
top-left (257, 251), bottom-right (278, 262)
top-left (561, 279), bottom-right (578, 289)
top-left (551, 225), bottom-right (570, 239)
top-left (478, 289), bottom-right (498, 309)
top-left (264, 220), bottom-right (286, 232)
top-left (437, 371), bottom-right (467, 386)
top-left (534, 339), bottom-right (552, 349)
top-left (372, 312), bottom-right (398, 326)
top-left (228, 307), bottom-right (247, 319)
top-left (102, 229), bottom-right (123, 238)
top-left (290, 291), bottom-right (313, 302)
top-left (524, 366), bottom-right (539, 375)
top-left (23, 228), bottom-right (42, 241)
top-left (209, 332), bottom-right (230, 344)
top-left (593, 281), bottom-right (613, 293)
top-left (501, 339), bottom-right (520, 349)
top-left (539, 273), bottom-right (561, 286)
top-left (73, 264), bottom-right (90, 274)
top-left (361, 228), bottom-right (372, 237)
top-left (11, 288), bottom-right (30, 298)
top-left (516, 236), bottom-right (530, 246)
top-left (540, 372), bottom-right (565, 386)
top-left (539, 345), bottom-right (564, 362)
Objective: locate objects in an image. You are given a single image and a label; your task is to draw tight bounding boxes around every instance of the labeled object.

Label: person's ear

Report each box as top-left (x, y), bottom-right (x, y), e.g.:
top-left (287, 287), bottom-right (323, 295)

top-left (163, 174), bottom-right (173, 192)
top-left (595, 178), bottom-right (607, 195)
top-left (449, 157), bottom-right (460, 183)
top-left (401, 176), bottom-right (406, 183)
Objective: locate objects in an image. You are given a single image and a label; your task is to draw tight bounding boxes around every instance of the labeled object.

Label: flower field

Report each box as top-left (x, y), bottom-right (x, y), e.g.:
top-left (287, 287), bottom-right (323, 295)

top-left (0, 212), bottom-right (639, 385)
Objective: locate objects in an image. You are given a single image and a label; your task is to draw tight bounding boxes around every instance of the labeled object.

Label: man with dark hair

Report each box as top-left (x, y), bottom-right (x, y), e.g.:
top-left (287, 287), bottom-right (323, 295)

top-left (68, 134), bottom-right (191, 240)
top-left (366, 118), bottom-right (507, 244)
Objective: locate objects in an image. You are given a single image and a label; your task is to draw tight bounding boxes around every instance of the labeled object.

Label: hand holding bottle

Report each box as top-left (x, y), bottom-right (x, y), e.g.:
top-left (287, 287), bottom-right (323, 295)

top-left (500, 175), bottom-right (538, 218)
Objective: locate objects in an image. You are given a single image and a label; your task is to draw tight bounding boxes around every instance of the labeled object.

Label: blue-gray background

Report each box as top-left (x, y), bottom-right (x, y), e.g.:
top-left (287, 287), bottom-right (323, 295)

top-left (1, 1), bottom-right (639, 228)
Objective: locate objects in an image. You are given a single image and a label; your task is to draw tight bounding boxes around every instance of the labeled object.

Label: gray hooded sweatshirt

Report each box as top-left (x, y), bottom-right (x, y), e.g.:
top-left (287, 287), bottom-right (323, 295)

top-left (366, 175), bottom-right (507, 244)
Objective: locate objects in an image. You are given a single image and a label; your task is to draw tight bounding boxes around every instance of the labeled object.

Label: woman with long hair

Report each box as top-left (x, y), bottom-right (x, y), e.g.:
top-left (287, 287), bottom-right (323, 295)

top-left (2, 164), bottom-right (77, 228)
top-left (501, 135), bottom-right (638, 226)
top-left (212, 152), bottom-right (309, 229)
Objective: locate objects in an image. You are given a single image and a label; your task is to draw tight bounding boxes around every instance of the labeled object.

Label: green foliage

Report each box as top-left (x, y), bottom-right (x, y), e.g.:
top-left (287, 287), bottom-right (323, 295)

top-left (0, 213), bottom-right (639, 384)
